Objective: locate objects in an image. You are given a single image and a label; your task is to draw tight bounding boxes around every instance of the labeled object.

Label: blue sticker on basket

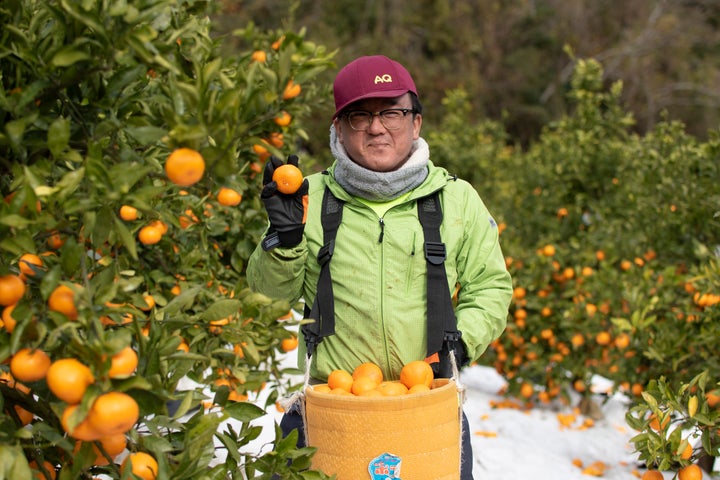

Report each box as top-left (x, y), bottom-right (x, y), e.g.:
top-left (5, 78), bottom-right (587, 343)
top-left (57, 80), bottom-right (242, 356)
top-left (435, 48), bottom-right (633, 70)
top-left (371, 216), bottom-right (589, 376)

top-left (368, 452), bottom-right (402, 479)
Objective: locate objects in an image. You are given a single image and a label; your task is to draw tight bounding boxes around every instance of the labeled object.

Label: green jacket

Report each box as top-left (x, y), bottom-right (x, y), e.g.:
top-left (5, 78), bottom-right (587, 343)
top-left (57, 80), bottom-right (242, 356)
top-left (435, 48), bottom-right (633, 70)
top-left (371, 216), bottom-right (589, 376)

top-left (247, 161), bottom-right (512, 382)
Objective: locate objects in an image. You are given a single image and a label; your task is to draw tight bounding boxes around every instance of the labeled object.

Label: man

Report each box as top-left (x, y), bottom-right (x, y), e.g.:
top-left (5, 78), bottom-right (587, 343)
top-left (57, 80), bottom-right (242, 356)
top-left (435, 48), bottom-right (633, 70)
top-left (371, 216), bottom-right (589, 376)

top-left (247, 55), bottom-right (513, 479)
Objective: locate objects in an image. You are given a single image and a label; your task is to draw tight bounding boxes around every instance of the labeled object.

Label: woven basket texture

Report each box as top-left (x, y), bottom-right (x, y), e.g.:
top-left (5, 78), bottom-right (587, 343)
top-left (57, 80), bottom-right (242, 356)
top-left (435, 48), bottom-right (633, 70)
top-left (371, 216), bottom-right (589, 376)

top-left (305, 378), bottom-right (461, 480)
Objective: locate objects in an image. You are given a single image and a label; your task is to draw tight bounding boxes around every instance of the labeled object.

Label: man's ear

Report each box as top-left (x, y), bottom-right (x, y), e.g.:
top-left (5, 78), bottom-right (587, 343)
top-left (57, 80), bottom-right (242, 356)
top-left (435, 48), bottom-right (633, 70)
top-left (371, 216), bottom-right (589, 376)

top-left (333, 118), bottom-right (345, 144)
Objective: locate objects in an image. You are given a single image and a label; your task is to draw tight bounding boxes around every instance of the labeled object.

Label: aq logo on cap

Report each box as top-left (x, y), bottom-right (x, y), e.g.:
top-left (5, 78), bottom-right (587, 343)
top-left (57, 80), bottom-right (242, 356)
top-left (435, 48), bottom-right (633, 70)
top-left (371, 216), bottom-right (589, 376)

top-left (374, 74), bottom-right (393, 84)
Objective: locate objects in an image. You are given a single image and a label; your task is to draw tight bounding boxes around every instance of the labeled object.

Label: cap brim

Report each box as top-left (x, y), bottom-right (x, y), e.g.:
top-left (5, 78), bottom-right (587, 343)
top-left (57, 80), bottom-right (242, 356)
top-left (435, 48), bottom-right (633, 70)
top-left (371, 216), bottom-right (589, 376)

top-left (333, 89), bottom-right (411, 118)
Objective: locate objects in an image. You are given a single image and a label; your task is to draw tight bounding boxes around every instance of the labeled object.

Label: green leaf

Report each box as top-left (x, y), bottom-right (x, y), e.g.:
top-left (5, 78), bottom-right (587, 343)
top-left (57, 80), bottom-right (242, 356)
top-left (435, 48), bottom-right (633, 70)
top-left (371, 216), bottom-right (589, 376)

top-left (113, 216), bottom-right (138, 260)
top-left (50, 45), bottom-right (90, 67)
top-left (223, 401), bottom-right (265, 422)
top-left (200, 299), bottom-right (241, 321)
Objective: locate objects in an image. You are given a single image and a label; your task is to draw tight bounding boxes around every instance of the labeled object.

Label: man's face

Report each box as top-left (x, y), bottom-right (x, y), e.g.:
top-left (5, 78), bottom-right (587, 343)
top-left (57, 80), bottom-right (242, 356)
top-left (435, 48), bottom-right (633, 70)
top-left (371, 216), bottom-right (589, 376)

top-left (333, 93), bottom-right (422, 172)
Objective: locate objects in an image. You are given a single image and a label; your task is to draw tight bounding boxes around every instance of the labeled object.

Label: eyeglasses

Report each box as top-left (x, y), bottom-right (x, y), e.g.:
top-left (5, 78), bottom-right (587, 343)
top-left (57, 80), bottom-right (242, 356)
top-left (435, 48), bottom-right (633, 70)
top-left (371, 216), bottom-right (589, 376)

top-left (344, 108), bottom-right (416, 131)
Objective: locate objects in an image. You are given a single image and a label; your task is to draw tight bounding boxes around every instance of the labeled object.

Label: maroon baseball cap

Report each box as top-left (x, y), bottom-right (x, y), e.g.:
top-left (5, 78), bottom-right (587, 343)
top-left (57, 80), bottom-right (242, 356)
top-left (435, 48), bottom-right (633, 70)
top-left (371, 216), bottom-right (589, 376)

top-left (332, 55), bottom-right (418, 118)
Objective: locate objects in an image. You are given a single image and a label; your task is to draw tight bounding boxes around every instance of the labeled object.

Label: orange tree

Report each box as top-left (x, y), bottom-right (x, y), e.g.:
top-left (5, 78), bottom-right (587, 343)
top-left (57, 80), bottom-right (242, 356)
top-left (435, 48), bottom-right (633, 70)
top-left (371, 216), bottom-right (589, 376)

top-left (426, 57), bottom-right (720, 469)
top-left (0, 1), bottom-right (335, 479)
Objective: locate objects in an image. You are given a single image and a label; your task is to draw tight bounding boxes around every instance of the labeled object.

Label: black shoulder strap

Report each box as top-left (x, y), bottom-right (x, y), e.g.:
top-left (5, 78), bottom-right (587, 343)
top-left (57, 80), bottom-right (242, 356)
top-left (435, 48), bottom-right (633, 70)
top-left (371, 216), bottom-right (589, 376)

top-left (303, 188), bottom-right (344, 356)
top-left (417, 192), bottom-right (459, 357)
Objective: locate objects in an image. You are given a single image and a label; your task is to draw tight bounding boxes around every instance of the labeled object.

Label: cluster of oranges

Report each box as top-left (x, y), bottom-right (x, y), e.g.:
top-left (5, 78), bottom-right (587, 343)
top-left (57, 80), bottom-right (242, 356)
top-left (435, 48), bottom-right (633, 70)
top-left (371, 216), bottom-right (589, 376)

top-left (313, 360), bottom-right (435, 397)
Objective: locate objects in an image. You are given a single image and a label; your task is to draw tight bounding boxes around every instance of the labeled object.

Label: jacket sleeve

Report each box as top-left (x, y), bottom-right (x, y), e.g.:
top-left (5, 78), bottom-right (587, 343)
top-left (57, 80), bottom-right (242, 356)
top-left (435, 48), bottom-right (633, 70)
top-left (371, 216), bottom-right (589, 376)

top-left (453, 187), bottom-right (513, 363)
top-left (246, 235), bottom-right (308, 304)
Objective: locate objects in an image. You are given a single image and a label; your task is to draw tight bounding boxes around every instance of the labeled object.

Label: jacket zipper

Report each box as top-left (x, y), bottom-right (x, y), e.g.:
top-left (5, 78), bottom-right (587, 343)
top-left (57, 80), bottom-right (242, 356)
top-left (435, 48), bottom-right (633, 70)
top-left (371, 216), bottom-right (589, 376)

top-left (378, 217), bottom-right (385, 243)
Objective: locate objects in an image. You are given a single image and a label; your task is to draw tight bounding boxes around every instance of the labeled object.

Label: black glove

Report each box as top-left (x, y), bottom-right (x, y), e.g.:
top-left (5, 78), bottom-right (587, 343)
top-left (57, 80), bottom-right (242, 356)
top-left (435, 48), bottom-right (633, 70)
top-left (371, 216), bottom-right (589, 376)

top-left (260, 155), bottom-right (309, 250)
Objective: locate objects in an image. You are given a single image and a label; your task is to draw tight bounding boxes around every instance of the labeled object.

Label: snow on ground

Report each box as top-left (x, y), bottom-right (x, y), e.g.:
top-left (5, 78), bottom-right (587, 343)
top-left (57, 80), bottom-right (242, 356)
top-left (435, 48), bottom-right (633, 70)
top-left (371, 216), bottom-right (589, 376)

top-left (234, 350), bottom-right (719, 479)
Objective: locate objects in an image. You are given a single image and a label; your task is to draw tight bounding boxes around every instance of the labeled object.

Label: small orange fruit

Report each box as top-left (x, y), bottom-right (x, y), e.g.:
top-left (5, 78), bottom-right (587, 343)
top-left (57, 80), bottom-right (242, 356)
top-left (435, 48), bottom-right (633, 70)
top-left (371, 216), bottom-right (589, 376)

top-left (10, 348), bottom-right (51, 382)
top-left (18, 253), bottom-right (44, 277)
top-left (282, 79), bottom-right (301, 100)
top-left (12, 404), bottom-right (34, 426)
top-left (641, 470), bottom-right (664, 480)
top-left (217, 187), bottom-right (242, 206)
top-left (61, 404), bottom-right (102, 441)
top-left (119, 205), bottom-right (138, 221)
top-left (280, 335), bottom-right (299, 352)
top-left (165, 147), bottom-right (205, 186)
top-left (678, 464), bottom-right (703, 480)
top-left (274, 111), bottom-right (292, 127)
top-left (376, 381), bottom-right (409, 396)
top-left (595, 331), bottom-right (612, 346)
top-left (138, 225), bottom-right (163, 245)
top-left (0, 274), bottom-right (25, 306)
top-left (2, 304), bottom-right (18, 333)
top-left (108, 346), bottom-right (139, 378)
top-left (272, 164), bottom-right (304, 194)
top-left (399, 360), bottom-right (434, 389)
top-left (352, 362), bottom-right (384, 385)
top-left (121, 451), bottom-right (159, 480)
top-left (250, 50), bottom-right (266, 63)
top-left (47, 358), bottom-right (95, 404)
top-left (87, 392), bottom-right (140, 436)
top-left (48, 284), bottom-right (78, 320)
top-left (30, 460), bottom-right (56, 479)
top-left (408, 384), bottom-right (431, 394)
top-left (312, 384), bottom-right (332, 393)
top-left (680, 442), bottom-right (693, 460)
top-left (351, 376), bottom-right (380, 396)
top-left (327, 369), bottom-right (353, 393)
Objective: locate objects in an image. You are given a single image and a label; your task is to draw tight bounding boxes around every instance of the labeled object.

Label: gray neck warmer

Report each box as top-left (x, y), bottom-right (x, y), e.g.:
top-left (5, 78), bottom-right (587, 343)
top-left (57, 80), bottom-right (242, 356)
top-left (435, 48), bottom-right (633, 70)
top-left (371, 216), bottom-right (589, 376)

top-left (329, 125), bottom-right (429, 201)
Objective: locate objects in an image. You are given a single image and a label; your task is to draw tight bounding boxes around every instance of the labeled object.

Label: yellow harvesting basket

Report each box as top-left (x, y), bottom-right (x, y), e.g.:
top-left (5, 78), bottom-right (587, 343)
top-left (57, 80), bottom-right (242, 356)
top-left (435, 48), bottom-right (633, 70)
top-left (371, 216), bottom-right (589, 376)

top-left (304, 378), bottom-right (461, 480)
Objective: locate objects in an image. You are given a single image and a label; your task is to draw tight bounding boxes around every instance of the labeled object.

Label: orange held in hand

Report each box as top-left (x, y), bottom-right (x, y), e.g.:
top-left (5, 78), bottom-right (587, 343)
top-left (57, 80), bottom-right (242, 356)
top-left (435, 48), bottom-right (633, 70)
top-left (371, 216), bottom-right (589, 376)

top-left (272, 164), bottom-right (304, 194)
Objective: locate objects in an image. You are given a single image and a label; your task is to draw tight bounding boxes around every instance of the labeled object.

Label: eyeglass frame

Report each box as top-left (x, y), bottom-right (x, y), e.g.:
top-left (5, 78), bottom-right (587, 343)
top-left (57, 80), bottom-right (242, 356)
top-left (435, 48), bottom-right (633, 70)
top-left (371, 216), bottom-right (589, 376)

top-left (341, 107), bottom-right (418, 131)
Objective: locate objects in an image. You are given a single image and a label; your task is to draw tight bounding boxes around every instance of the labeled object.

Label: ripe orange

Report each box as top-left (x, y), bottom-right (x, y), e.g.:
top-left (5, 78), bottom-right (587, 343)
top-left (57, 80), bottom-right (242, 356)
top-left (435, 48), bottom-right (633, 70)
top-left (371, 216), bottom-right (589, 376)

top-left (408, 384), bottom-right (431, 394)
top-left (640, 470), bottom-right (664, 480)
top-left (250, 50), bottom-right (266, 63)
top-left (280, 335), bottom-right (298, 352)
top-left (352, 362), bottom-right (384, 385)
top-left (62, 404), bottom-right (102, 441)
top-left (164, 147), bottom-right (205, 186)
top-left (272, 164), bottom-right (304, 194)
top-left (30, 460), bottom-right (56, 480)
top-left (274, 111), bottom-right (292, 127)
top-left (0, 274), bottom-right (25, 306)
top-left (10, 348), bottom-right (51, 382)
top-left (18, 253), bottom-right (44, 277)
top-left (217, 187), bottom-right (242, 206)
top-left (87, 392), bottom-right (140, 436)
top-left (2, 304), bottom-right (18, 333)
top-left (121, 451), bottom-right (158, 480)
top-left (329, 387), bottom-right (352, 395)
top-left (376, 381), bottom-right (409, 396)
top-left (519, 382), bottom-right (534, 399)
top-left (108, 346), bottom-right (138, 378)
top-left (138, 225), bottom-right (163, 245)
top-left (541, 244), bottom-right (556, 257)
top-left (47, 358), bottom-right (95, 404)
top-left (327, 369), bottom-right (353, 393)
top-left (680, 442), bottom-right (693, 460)
top-left (595, 331), bottom-right (612, 346)
top-left (48, 284), bottom-right (78, 320)
top-left (47, 230), bottom-right (65, 249)
top-left (282, 79), bottom-right (301, 100)
top-left (119, 205), bottom-right (138, 221)
top-left (351, 376), bottom-right (379, 396)
top-left (399, 360), bottom-right (434, 389)
top-left (138, 294), bottom-right (156, 311)
top-left (678, 464), bottom-right (703, 480)
top-left (12, 404), bottom-right (34, 425)
top-left (312, 384), bottom-right (332, 393)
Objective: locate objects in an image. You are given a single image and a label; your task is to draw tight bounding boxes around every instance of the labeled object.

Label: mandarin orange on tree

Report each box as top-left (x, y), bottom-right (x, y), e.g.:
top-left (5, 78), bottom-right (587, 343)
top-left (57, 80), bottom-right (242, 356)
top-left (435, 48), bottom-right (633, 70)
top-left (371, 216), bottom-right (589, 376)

top-left (121, 451), bottom-right (158, 480)
top-left (108, 346), bottom-right (139, 378)
top-left (0, 274), bottom-right (25, 306)
top-left (138, 224), bottom-right (163, 245)
top-left (87, 391), bottom-right (140, 436)
top-left (18, 253), bottom-right (43, 277)
top-left (399, 360), bottom-right (434, 389)
top-left (62, 404), bottom-right (102, 441)
top-left (119, 205), bottom-right (138, 221)
top-left (48, 284), bottom-right (79, 320)
top-left (678, 464), bottom-right (703, 480)
top-left (272, 164), bottom-right (304, 194)
top-left (10, 348), bottom-right (51, 382)
top-left (165, 147), bottom-right (205, 186)
top-left (47, 358), bottom-right (95, 404)
top-left (2, 304), bottom-right (17, 333)
top-left (217, 187), bottom-right (242, 206)
top-left (641, 470), bottom-right (664, 480)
